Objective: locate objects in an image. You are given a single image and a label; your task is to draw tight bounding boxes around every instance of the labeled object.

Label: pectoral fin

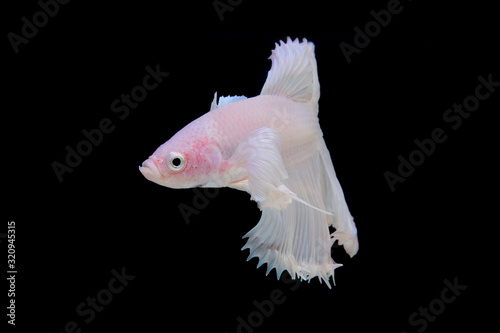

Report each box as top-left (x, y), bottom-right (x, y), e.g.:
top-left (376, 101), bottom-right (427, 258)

top-left (228, 127), bottom-right (289, 208)
top-left (228, 127), bottom-right (334, 215)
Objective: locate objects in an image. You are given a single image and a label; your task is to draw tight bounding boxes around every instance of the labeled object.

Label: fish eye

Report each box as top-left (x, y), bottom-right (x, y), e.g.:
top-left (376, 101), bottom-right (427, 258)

top-left (168, 152), bottom-right (185, 171)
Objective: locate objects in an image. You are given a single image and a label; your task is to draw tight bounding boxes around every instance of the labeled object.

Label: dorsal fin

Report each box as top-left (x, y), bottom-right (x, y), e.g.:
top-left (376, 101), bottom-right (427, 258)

top-left (260, 37), bottom-right (320, 103)
top-left (210, 92), bottom-right (247, 111)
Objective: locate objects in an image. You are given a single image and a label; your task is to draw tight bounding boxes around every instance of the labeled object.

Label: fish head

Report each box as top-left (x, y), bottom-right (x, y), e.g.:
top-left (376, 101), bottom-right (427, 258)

top-left (139, 136), bottom-right (223, 189)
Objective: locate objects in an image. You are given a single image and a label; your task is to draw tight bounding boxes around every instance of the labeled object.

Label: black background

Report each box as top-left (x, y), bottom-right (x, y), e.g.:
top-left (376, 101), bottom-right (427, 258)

top-left (4, 0), bottom-right (497, 332)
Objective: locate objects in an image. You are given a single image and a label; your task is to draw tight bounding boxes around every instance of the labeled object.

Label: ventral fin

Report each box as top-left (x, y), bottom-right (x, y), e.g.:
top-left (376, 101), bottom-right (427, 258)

top-left (260, 37), bottom-right (320, 103)
top-left (210, 92), bottom-right (247, 111)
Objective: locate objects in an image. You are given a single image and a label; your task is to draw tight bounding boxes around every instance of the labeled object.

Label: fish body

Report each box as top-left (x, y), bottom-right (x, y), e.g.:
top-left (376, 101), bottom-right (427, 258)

top-left (140, 38), bottom-right (358, 287)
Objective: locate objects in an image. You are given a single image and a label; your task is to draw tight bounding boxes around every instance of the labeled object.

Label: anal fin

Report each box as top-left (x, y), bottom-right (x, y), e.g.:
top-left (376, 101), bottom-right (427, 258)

top-left (241, 147), bottom-right (344, 288)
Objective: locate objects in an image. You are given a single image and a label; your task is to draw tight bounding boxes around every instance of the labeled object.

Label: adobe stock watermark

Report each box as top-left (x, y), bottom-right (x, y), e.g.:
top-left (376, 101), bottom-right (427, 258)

top-left (401, 276), bottom-right (467, 333)
top-left (51, 64), bottom-right (169, 183)
top-left (178, 103), bottom-right (293, 224)
top-left (225, 271), bottom-right (301, 333)
top-left (384, 72), bottom-right (498, 192)
top-left (213, 0), bottom-right (244, 22)
top-left (7, 0), bottom-right (71, 54)
top-left (50, 267), bottom-right (135, 333)
top-left (339, 0), bottom-right (410, 64)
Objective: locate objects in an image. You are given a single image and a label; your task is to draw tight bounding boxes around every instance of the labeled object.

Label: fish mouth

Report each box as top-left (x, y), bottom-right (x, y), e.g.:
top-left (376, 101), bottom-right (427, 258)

top-left (139, 157), bottom-right (162, 181)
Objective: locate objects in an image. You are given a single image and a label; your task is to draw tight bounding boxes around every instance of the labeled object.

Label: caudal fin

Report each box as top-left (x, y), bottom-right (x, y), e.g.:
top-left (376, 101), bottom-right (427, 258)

top-left (319, 139), bottom-right (359, 257)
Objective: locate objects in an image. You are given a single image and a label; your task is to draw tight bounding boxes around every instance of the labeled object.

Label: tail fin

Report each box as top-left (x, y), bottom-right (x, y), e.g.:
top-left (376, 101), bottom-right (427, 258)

top-left (260, 37), bottom-right (320, 104)
top-left (318, 139), bottom-right (359, 257)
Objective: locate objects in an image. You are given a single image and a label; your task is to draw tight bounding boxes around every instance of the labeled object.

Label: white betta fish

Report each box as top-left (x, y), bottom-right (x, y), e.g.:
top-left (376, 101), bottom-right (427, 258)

top-left (139, 37), bottom-right (358, 287)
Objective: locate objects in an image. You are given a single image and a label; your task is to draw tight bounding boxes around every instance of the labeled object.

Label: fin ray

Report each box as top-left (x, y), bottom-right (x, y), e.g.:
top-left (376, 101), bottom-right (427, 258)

top-left (260, 37), bottom-right (320, 104)
top-left (210, 92), bottom-right (247, 111)
top-left (241, 144), bottom-right (352, 288)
